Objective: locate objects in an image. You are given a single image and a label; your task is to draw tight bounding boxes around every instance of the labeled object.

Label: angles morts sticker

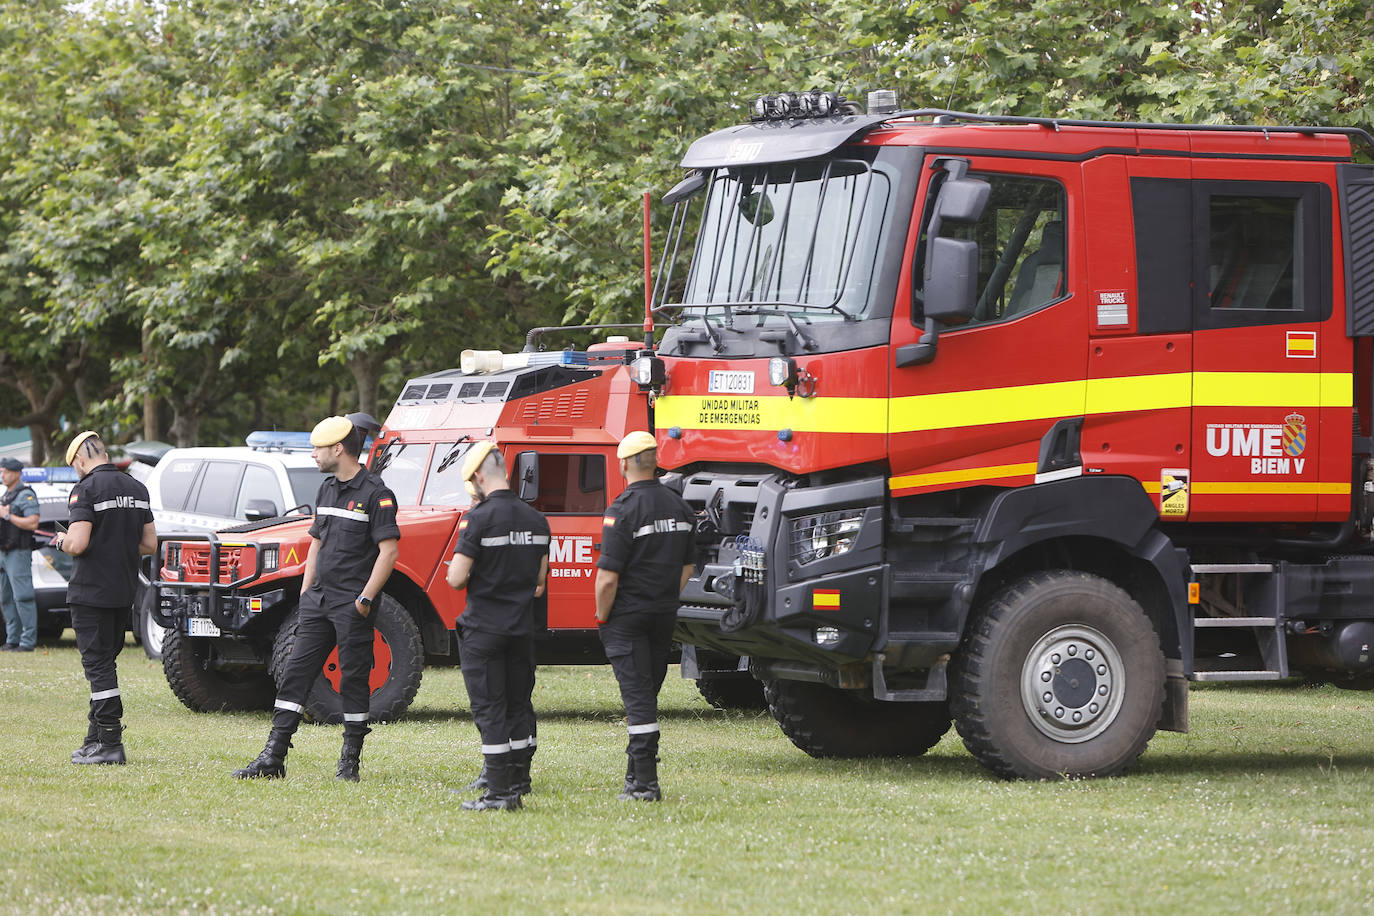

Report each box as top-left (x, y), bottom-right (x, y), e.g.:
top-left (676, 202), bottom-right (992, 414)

top-left (1160, 468), bottom-right (1189, 518)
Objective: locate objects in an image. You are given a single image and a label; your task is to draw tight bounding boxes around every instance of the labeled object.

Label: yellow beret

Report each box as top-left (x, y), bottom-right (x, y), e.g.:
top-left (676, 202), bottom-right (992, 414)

top-left (461, 441), bottom-right (498, 481)
top-left (309, 416), bottom-right (354, 447)
top-left (617, 430), bottom-right (658, 459)
top-left (65, 430), bottom-right (100, 466)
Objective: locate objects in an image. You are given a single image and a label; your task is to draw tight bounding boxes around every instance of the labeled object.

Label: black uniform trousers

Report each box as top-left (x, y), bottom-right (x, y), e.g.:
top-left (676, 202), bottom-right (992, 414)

top-left (272, 596), bottom-right (375, 738)
top-left (458, 626), bottom-right (536, 751)
top-left (70, 603), bottom-right (130, 743)
top-left (599, 612), bottom-right (676, 759)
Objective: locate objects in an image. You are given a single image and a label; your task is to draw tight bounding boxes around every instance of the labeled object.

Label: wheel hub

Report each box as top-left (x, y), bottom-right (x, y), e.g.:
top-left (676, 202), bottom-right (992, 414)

top-left (1020, 624), bottom-right (1125, 744)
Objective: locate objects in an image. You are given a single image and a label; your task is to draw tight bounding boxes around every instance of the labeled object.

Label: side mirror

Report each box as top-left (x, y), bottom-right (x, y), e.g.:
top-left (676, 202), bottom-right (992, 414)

top-left (514, 451), bottom-right (540, 502)
top-left (243, 499), bottom-right (280, 522)
top-left (935, 176), bottom-right (992, 224)
top-left (923, 237), bottom-right (979, 324)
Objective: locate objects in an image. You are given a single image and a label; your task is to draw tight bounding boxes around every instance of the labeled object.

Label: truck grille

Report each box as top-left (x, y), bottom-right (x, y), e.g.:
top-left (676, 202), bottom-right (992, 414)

top-left (176, 545), bottom-right (257, 584)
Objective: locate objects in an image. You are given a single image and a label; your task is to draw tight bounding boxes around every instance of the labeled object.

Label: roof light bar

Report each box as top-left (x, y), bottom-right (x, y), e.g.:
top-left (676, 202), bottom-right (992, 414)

top-left (749, 90), bottom-right (846, 122)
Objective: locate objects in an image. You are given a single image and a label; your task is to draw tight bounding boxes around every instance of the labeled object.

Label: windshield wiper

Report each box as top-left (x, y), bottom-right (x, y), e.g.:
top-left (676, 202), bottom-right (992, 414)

top-left (435, 436), bottom-right (473, 474)
top-left (734, 305), bottom-right (819, 353)
top-left (371, 439), bottom-right (405, 475)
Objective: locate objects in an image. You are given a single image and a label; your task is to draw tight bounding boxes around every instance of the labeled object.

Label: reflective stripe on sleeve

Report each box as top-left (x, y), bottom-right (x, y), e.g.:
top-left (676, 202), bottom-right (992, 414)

top-left (316, 506), bottom-right (368, 522)
top-left (274, 699), bottom-right (305, 714)
top-left (90, 687), bottom-right (121, 701)
top-left (481, 742), bottom-right (512, 754)
top-left (627, 722), bottom-right (660, 735)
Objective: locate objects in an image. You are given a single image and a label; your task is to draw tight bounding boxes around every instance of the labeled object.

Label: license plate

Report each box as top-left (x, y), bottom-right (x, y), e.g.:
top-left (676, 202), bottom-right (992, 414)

top-left (708, 370), bottom-right (755, 394)
top-left (187, 617), bottom-right (220, 637)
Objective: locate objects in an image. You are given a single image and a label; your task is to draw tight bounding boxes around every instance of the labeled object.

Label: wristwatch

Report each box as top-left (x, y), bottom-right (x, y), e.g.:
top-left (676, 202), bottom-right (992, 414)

top-left (357, 595), bottom-right (373, 607)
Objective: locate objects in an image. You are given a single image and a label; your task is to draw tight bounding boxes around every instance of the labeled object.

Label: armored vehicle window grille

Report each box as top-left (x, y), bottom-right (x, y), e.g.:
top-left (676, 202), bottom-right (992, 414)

top-left (482, 381), bottom-right (510, 399)
top-left (401, 385), bottom-right (427, 400)
top-left (458, 382), bottom-right (484, 398)
top-left (426, 383), bottom-right (452, 400)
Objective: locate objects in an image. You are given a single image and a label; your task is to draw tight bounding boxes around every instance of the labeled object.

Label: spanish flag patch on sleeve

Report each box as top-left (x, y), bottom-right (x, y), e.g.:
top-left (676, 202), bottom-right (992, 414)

top-left (602, 516), bottom-right (615, 527)
top-left (69, 492), bottom-right (79, 504)
top-left (378, 497), bottom-right (394, 508)
top-left (458, 520), bottom-right (468, 530)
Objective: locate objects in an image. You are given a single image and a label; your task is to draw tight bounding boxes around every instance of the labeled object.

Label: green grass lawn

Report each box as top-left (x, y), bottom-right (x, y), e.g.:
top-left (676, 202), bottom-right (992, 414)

top-left (3, 637), bottom-right (1374, 915)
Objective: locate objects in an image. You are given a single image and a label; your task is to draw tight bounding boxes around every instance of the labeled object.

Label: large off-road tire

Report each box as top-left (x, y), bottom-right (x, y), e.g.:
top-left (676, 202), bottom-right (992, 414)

top-left (951, 570), bottom-right (1165, 780)
top-left (763, 678), bottom-right (952, 758)
top-left (696, 674), bottom-right (769, 711)
top-left (135, 580), bottom-right (167, 661)
top-left (161, 627), bottom-right (276, 713)
top-left (269, 594), bottom-right (424, 724)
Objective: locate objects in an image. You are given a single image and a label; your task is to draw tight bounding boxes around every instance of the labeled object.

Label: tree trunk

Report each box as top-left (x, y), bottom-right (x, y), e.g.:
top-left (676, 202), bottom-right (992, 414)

top-left (347, 350), bottom-right (385, 419)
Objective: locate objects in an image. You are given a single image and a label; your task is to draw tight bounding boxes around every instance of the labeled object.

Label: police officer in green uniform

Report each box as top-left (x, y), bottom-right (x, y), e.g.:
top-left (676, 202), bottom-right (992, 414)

top-left (595, 431), bottom-right (696, 801)
top-left (447, 441), bottom-right (550, 811)
top-left (0, 457), bottom-right (41, 652)
top-left (54, 431), bottom-right (157, 765)
top-left (233, 415), bottom-right (399, 782)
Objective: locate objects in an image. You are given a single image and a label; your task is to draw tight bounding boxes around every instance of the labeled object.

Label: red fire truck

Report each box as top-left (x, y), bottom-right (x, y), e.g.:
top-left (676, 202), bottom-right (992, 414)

top-left (640, 90), bottom-right (1374, 778)
top-left (152, 337), bottom-right (757, 722)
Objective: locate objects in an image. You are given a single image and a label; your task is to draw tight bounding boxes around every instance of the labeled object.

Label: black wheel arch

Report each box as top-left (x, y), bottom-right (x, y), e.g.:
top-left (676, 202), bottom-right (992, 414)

top-left (967, 476), bottom-right (1191, 661)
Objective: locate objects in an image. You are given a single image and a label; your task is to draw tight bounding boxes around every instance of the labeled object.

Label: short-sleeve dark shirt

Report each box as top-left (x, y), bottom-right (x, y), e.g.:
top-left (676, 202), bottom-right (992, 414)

top-left (454, 489), bottom-right (550, 636)
top-left (303, 468), bottom-right (400, 608)
top-left (596, 479), bottom-right (695, 617)
top-left (66, 464), bottom-right (154, 608)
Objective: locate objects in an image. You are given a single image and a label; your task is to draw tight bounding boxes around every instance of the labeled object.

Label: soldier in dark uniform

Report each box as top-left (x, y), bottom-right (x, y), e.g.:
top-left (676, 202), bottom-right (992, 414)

top-left (446, 441), bottom-right (549, 812)
top-left (233, 415), bottom-right (399, 782)
top-left (0, 457), bottom-right (41, 652)
top-left (595, 431), bottom-right (696, 802)
top-left (54, 431), bottom-right (157, 765)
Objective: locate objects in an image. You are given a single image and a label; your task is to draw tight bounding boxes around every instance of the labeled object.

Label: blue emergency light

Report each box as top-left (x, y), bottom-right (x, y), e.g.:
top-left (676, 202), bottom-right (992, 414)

top-left (21, 466), bottom-right (79, 484)
top-left (245, 430), bottom-right (375, 453)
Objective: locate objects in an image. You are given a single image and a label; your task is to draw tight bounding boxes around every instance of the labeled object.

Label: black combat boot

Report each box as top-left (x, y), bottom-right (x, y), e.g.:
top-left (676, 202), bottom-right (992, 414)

top-left (617, 753), bottom-right (635, 799)
top-left (462, 753), bottom-right (521, 811)
top-left (465, 762), bottom-right (489, 791)
top-left (336, 735), bottom-right (365, 782)
top-left (622, 754), bottom-right (661, 802)
top-left (73, 726), bottom-right (126, 766)
top-left (232, 731), bottom-right (292, 779)
top-left (510, 746), bottom-right (533, 797)
top-left (71, 724), bottom-right (100, 763)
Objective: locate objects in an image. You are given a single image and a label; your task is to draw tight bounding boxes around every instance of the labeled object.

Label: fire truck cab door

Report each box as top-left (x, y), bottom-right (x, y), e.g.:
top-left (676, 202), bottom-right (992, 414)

top-left (1184, 162), bottom-right (1337, 521)
top-left (889, 156), bottom-right (1085, 496)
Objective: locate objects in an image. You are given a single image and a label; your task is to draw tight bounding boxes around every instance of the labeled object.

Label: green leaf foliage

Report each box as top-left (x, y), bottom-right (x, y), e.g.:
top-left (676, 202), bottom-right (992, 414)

top-left (1, 0), bottom-right (1372, 445)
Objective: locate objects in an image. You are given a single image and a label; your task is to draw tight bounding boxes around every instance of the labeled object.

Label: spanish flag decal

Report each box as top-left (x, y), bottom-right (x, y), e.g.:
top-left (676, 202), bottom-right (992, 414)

top-left (1286, 330), bottom-right (1316, 359)
top-left (378, 497), bottom-right (394, 508)
top-left (458, 520), bottom-right (468, 530)
top-left (68, 492), bottom-right (79, 504)
top-left (602, 516), bottom-right (615, 526)
top-left (813, 589), bottom-right (840, 610)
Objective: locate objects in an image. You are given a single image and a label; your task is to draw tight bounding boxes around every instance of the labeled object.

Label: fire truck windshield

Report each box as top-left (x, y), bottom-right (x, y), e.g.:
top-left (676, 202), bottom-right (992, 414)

top-left (374, 439), bottom-right (474, 509)
top-left (674, 150), bottom-right (897, 320)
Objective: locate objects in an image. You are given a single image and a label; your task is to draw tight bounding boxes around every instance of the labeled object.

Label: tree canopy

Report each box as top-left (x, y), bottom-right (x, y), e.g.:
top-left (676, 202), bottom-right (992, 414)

top-left (1, 0), bottom-right (1371, 455)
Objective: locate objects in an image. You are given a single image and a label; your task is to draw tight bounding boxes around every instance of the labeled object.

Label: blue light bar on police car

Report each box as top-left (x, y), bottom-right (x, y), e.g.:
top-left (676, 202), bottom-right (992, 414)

top-left (21, 466), bottom-right (79, 484)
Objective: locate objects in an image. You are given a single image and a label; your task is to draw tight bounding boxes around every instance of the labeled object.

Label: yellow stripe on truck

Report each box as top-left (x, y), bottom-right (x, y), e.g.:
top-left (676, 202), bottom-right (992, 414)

top-left (889, 462), bottom-right (1038, 491)
top-left (654, 372), bottom-right (1352, 434)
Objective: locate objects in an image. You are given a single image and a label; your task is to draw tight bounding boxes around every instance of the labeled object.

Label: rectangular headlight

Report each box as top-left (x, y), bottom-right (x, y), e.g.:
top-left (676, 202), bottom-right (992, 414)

top-left (790, 510), bottom-right (865, 565)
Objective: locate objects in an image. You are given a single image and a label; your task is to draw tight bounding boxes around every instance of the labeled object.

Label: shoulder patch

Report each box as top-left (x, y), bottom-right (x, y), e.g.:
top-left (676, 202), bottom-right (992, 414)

top-left (69, 492), bottom-right (79, 504)
top-left (378, 497), bottom-right (394, 508)
top-left (458, 519), bottom-right (469, 530)
top-left (602, 516), bottom-right (615, 527)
